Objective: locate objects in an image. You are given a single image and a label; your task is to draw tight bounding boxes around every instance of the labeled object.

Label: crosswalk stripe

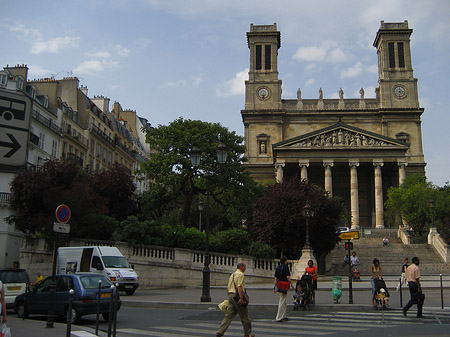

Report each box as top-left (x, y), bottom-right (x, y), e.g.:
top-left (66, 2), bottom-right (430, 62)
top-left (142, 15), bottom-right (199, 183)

top-left (250, 320), bottom-right (382, 331)
top-left (116, 328), bottom-right (193, 337)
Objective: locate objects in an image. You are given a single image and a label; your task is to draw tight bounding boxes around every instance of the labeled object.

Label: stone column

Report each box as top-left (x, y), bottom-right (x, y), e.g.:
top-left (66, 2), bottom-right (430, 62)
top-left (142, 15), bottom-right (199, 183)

top-left (397, 160), bottom-right (408, 185)
top-left (374, 160), bottom-right (384, 229)
top-left (299, 160), bottom-right (309, 182)
top-left (349, 161), bottom-right (360, 229)
top-left (323, 160), bottom-right (334, 196)
top-left (275, 161), bottom-right (285, 183)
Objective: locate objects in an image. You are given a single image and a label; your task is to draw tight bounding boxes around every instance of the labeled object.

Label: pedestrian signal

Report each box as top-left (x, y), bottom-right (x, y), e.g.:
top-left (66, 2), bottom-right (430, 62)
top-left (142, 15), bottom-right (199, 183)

top-left (344, 242), bottom-right (353, 250)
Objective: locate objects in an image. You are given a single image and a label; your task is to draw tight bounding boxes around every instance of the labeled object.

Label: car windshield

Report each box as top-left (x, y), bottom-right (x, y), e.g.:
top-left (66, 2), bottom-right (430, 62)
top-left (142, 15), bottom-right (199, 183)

top-left (102, 256), bottom-right (129, 268)
top-left (0, 270), bottom-right (29, 283)
top-left (80, 275), bottom-right (112, 289)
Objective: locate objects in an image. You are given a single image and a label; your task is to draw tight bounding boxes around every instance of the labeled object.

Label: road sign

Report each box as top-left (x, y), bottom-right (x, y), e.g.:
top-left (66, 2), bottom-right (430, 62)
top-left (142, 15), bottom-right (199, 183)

top-left (53, 222), bottom-right (70, 234)
top-left (55, 204), bottom-right (71, 223)
top-left (339, 231), bottom-right (360, 240)
top-left (0, 89), bottom-right (31, 167)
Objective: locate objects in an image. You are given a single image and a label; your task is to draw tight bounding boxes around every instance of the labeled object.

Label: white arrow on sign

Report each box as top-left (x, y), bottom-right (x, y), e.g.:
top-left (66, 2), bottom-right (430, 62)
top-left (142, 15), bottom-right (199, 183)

top-left (53, 222), bottom-right (70, 234)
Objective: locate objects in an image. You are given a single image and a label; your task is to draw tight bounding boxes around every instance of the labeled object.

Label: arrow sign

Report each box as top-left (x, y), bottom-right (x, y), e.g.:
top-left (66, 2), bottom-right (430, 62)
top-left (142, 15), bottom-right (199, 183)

top-left (0, 133), bottom-right (21, 158)
top-left (339, 231), bottom-right (360, 240)
top-left (53, 222), bottom-right (70, 234)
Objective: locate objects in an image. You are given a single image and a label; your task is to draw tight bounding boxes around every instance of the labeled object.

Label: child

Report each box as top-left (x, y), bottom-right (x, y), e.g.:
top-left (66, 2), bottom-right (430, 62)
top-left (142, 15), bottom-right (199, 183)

top-left (293, 283), bottom-right (305, 310)
top-left (378, 288), bottom-right (389, 308)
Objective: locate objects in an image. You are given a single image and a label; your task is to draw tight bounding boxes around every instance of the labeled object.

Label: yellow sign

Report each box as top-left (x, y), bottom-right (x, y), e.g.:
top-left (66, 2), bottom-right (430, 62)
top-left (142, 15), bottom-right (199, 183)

top-left (339, 231), bottom-right (360, 240)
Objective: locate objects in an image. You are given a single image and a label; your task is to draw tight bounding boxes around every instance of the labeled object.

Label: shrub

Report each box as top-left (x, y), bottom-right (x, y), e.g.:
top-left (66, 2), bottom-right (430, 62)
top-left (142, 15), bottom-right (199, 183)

top-left (212, 228), bottom-right (250, 255)
top-left (248, 241), bottom-right (276, 259)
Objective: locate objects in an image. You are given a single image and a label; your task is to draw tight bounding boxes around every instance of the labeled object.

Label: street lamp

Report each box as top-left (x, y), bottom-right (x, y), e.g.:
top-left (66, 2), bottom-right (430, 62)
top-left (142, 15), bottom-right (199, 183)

top-left (190, 142), bottom-right (228, 302)
top-left (430, 199), bottom-right (435, 228)
top-left (198, 200), bottom-right (204, 231)
top-left (301, 203), bottom-right (315, 249)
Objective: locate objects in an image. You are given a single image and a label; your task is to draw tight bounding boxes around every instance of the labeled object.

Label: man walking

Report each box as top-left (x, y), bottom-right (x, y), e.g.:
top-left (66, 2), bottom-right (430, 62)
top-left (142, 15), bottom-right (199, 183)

top-left (216, 262), bottom-right (255, 337)
top-left (402, 256), bottom-right (424, 318)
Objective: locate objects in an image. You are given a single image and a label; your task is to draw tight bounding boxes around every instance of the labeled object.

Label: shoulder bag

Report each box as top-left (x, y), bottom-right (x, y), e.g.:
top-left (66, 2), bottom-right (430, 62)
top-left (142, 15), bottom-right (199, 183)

top-left (232, 273), bottom-right (249, 306)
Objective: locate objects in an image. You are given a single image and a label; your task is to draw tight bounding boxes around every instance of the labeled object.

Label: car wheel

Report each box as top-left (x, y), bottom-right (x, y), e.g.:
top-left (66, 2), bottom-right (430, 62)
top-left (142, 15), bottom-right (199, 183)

top-left (125, 289), bottom-right (135, 295)
top-left (66, 307), bottom-right (81, 325)
top-left (16, 301), bottom-right (29, 319)
top-left (102, 312), bottom-right (110, 321)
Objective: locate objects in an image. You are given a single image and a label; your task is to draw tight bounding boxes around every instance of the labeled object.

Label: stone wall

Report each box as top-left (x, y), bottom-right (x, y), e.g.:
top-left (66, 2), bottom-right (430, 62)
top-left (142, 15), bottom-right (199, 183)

top-left (19, 238), bottom-right (289, 288)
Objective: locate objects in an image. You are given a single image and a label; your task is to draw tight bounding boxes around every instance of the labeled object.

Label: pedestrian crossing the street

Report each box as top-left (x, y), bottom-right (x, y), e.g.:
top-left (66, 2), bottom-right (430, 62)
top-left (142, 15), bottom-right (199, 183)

top-left (114, 310), bottom-right (450, 336)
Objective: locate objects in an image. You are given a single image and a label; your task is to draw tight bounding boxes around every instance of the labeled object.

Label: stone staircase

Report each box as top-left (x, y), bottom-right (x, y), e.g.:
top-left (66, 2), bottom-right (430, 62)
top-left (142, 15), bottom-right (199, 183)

top-left (325, 237), bottom-right (449, 276)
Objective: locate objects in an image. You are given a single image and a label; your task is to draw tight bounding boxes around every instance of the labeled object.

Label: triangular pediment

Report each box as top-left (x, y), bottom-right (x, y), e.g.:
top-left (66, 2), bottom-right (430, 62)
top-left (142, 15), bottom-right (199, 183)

top-left (273, 123), bottom-right (409, 150)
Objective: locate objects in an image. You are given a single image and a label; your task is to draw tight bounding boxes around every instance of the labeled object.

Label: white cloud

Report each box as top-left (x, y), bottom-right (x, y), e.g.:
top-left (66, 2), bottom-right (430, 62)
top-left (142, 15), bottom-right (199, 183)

top-left (215, 68), bottom-right (248, 97)
top-left (161, 79), bottom-right (187, 88)
top-left (293, 40), bottom-right (348, 64)
top-left (305, 64), bottom-right (316, 71)
top-left (366, 64), bottom-right (378, 74)
top-left (28, 64), bottom-right (53, 78)
top-left (31, 36), bottom-right (80, 54)
top-left (88, 51), bottom-right (111, 58)
top-left (327, 48), bottom-right (347, 63)
top-left (116, 44), bottom-right (130, 57)
top-left (192, 76), bottom-right (202, 87)
top-left (305, 78), bottom-right (315, 87)
top-left (74, 60), bottom-right (104, 74)
top-left (340, 61), bottom-right (363, 79)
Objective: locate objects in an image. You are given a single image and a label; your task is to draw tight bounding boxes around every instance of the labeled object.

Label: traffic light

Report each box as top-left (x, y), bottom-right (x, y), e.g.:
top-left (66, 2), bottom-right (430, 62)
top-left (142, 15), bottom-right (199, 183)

top-left (344, 241), bottom-right (353, 250)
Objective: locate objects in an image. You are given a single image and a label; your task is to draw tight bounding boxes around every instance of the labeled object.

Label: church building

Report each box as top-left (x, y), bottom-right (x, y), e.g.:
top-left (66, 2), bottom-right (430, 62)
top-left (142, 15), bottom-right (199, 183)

top-left (241, 21), bottom-right (426, 229)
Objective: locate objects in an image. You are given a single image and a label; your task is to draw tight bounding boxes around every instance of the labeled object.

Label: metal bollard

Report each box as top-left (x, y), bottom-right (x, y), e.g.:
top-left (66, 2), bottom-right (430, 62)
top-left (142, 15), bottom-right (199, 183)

top-left (66, 289), bottom-right (74, 337)
top-left (95, 279), bottom-right (102, 336)
top-left (399, 277), bottom-right (403, 308)
top-left (113, 283), bottom-right (119, 337)
top-left (107, 285), bottom-right (115, 337)
top-left (440, 274), bottom-right (444, 309)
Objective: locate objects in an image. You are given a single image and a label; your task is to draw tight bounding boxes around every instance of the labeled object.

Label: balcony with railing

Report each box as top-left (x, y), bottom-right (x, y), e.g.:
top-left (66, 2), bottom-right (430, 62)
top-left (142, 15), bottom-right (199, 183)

top-left (62, 152), bottom-right (84, 166)
top-left (89, 124), bottom-right (115, 147)
top-left (32, 110), bottom-right (62, 135)
top-left (0, 192), bottom-right (11, 205)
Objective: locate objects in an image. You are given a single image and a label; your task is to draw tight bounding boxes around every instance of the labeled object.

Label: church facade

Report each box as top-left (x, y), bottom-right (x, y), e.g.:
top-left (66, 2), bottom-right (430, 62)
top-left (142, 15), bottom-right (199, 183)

top-left (241, 21), bottom-right (426, 229)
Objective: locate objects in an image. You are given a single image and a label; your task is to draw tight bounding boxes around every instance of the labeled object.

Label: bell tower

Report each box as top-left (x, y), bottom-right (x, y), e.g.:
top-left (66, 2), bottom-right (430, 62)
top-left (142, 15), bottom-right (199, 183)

top-left (373, 20), bottom-right (419, 109)
top-left (245, 23), bottom-right (282, 110)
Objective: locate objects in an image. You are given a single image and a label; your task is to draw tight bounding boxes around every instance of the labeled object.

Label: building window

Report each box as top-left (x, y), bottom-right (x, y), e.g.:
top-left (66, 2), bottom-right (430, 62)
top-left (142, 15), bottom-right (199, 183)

top-left (265, 45), bottom-right (271, 70)
top-left (397, 42), bottom-right (405, 68)
top-left (16, 76), bottom-right (24, 90)
top-left (256, 45), bottom-right (262, 70)
top-left (388, 42), bottom-right (396, 68)
top-left (0, 73), bottom-right (7, 86)
top-left (39, 132), bottom-right (45, 150)
top-left (52, 140), bottom-right (58, 157)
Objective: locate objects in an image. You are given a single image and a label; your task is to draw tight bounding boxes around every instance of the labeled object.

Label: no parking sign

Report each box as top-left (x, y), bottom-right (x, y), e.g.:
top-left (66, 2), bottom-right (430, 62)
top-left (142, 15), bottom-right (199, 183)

top-left (55, 204), bottom-right (71, 223)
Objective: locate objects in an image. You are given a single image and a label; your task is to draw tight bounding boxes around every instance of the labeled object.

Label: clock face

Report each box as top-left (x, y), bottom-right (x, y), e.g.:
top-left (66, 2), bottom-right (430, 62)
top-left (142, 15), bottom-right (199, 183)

top-left (393, 85), bottom-right (406, 98)
top-left (257, 87), bottom-right (269, 100)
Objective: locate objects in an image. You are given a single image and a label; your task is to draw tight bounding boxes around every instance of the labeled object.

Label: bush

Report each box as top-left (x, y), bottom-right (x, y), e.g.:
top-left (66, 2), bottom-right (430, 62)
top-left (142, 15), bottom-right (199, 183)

top-left (113, 216), bottom-right (163, 245)
top-left (212, 228), bottom-right (250, 255)
top-left (248, 241), bottom-right (276, 259)
top-left (79, 214), bottom-right (118, 240)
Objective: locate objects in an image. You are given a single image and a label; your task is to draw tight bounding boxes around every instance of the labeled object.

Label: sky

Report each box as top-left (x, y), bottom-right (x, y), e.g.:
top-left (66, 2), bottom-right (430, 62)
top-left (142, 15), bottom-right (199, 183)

top-left (1, 0), bottom-right (449, 186)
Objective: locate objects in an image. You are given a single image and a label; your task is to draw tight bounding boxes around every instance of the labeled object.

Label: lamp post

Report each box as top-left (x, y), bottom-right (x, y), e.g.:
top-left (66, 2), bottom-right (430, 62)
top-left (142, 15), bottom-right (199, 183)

top-left (198, 200), bottom-right (204, 232)
top-left (301, 204), bottom-right (314, 249)
top-left (190, 142), bottom-right (228, 303)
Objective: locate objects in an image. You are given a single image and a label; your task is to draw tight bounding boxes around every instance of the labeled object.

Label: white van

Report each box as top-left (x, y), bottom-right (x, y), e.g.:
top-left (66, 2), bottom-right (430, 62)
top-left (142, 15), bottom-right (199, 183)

top-left (57, 246), bottom-right (139, 295)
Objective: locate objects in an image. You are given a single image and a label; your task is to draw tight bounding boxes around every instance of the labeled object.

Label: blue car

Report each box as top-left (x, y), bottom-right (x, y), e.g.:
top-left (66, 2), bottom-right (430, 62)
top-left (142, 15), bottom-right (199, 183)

top-left (14, 273), bottom-right (121, 324)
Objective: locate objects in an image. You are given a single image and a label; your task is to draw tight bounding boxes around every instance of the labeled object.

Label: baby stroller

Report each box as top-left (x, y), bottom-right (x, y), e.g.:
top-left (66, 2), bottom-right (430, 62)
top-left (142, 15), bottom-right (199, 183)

top-left (373, 278), bottom-right (390, 310)
top-left (293, 275), bottom-right (313, 311)
top-left (352, 266), bottom-right (361, 281)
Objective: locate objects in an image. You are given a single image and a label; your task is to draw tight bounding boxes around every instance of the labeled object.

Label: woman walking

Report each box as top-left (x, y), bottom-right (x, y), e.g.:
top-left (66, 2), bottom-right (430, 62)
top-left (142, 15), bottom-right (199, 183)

top-left (370, 258), bottom-right (383, 305)
top-left (274, 256), bottom-right (292, 322)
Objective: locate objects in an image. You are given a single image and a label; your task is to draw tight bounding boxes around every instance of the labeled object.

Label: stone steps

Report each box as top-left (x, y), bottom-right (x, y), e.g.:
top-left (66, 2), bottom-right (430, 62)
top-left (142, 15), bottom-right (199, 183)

top-left (325, 237), bottom-right (448, 275)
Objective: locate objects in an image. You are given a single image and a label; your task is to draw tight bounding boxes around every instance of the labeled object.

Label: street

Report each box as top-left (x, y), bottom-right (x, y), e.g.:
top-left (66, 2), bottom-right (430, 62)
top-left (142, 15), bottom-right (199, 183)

top-left (8, 287), bottom-right (449, 337)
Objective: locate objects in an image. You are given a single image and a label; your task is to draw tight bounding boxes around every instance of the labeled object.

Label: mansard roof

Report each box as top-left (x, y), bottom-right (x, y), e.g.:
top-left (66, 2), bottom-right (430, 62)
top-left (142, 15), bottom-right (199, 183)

top-left (273, 122), bottom-right (409, 150)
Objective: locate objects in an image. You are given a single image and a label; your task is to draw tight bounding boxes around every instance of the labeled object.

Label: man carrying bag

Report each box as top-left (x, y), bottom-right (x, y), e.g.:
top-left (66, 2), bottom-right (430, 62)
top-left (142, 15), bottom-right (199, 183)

top-left (216, 262), bottom-right (255, 337)
top-left (402, 256), bottom-right (424, 318)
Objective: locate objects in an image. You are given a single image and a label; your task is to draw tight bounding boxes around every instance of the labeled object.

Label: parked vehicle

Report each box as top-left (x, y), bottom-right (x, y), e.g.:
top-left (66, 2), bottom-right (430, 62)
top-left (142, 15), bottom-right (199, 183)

top-left (57, 246), bottom-right (139, 295)
top-left (0, 268), bottom-right (30, 308)
top-left (14, 273), bottom-right (121, 324)
top-left (336, 226), bottom-right (350, 234)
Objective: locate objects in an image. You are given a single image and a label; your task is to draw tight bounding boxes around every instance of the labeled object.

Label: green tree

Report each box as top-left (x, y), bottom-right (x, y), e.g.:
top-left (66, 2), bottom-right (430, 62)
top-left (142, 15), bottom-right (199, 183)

top-left (385, 173), bottom-right (437, 237)
top-left (247, 178), bottom-right (342, 258)
top-left (8, 160), bottom-right (107, 241)
top-left (141, 117), bottom-right (262, 229)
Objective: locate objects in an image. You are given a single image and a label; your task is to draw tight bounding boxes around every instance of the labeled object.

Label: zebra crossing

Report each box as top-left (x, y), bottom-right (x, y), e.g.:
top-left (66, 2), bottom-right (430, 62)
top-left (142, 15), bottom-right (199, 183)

top-left (113, 310), bottom-right (450, 336)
